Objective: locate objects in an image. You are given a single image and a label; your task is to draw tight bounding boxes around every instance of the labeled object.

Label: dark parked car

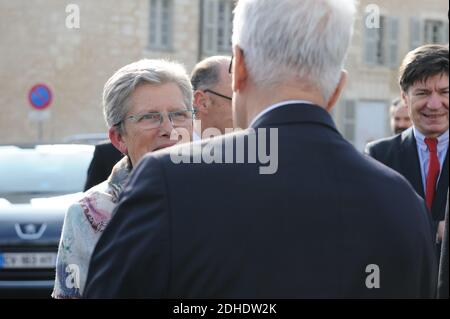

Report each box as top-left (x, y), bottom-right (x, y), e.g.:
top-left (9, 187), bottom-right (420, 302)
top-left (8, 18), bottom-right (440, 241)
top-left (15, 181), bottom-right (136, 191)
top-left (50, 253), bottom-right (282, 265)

top-left (0, 144), bottom-right (94, 298)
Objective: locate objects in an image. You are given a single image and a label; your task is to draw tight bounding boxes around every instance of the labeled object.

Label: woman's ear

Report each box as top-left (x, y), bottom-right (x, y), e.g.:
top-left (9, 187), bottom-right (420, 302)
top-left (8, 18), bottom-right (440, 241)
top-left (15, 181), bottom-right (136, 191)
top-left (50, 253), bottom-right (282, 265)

top-left (401, 90), bottom-right (411, 114)
top-left (109, 126), bottom-right (127, 155)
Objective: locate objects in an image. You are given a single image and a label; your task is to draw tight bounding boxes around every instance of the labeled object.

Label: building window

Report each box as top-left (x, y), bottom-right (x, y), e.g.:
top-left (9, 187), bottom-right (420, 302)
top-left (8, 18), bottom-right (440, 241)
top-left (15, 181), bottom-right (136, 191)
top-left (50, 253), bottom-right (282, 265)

top-left (424, 20), bottom-right (446, 44)
top-left (410, 18), bottom-right (448, 50)
top-left (203, 0), bottom-right (234, 55)
top-left (364, 15), bottom-right (399, 67)
top-left (149, 0), bottom-right (173, 50)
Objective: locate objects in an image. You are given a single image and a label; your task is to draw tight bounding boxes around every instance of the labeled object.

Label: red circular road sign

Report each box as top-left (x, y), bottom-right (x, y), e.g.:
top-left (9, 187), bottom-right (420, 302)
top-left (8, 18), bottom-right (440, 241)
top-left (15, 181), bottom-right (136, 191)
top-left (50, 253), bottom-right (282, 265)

top-left (28, 84), bottom-right (53, 110)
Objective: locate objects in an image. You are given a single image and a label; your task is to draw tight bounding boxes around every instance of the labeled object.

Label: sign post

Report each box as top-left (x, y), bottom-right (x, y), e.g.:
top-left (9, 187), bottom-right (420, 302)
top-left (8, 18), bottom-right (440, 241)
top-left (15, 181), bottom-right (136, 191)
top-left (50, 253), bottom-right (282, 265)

top-left (28, 84), bottom-right (52, 142)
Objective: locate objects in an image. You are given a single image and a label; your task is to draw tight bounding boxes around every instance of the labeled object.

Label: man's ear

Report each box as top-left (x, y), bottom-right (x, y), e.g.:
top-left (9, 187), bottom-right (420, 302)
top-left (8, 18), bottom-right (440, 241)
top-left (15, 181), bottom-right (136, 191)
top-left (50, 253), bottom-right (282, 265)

top-left (401, 90), bottom-right (411, 114)
top-left (326, 70), bottom-right (347, 112)
top-left (109, 126), bottom-right (127, 155)
top-left (193, 90), bottom-right (209, 115)
top-left (232, 45), bottom-right (248, 93)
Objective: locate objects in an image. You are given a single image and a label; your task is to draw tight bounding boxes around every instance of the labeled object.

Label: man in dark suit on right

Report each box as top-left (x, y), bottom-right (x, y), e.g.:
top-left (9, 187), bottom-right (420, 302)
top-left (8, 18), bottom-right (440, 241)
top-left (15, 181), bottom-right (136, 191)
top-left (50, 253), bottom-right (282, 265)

top-left (366, 44), bottom-right (449, 248)
top-left (84, 0), bottom-right (437, 298)
top-left (438, 192), bottom-right (449, 299)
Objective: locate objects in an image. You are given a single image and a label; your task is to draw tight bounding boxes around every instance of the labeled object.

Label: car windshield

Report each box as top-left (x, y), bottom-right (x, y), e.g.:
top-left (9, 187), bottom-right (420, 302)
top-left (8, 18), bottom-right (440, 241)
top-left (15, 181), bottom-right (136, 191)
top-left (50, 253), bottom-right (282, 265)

top-left (0, 145), bottom-right (94, 204)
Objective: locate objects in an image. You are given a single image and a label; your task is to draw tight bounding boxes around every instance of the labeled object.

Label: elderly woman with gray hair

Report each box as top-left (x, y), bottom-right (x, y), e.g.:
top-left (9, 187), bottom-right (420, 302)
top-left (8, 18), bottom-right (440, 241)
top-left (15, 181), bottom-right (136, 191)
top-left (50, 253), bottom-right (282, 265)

top-left (52, 59), bottom-right (194, 298)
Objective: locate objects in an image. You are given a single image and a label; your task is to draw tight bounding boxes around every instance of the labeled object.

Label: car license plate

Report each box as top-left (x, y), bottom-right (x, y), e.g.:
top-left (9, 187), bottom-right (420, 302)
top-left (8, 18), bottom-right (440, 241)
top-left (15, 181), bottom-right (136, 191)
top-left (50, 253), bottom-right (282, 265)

top-left (0, 252), bottom-right (57, 269)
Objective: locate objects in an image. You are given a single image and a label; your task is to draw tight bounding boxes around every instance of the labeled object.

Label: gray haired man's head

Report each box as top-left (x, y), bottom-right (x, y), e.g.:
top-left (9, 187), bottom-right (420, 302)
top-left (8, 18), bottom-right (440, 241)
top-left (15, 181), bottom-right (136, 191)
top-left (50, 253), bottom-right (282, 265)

top-left (232, 0), bottom-right (356, 102)
top-left (103, 59), bottom-right (193, 133)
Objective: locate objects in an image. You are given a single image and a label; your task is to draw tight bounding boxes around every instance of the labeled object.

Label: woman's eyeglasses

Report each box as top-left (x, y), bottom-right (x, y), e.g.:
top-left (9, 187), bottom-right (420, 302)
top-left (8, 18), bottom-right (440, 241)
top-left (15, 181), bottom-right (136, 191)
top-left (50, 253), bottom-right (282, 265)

top-left (115, 109), bottom-right (195, 129)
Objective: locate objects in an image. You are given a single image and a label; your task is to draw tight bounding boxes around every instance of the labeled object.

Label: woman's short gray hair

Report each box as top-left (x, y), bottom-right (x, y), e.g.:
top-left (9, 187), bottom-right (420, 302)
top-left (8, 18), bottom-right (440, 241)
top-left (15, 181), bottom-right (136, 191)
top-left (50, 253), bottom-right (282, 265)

top-left (103, 59), bottom-right (193, 130)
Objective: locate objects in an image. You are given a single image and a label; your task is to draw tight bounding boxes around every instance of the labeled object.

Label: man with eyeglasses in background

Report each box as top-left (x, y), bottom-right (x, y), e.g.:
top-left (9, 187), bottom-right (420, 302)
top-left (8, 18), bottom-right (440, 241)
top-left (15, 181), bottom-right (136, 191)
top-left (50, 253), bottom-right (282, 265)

top-left (191, 56), bottom-right (233, 138)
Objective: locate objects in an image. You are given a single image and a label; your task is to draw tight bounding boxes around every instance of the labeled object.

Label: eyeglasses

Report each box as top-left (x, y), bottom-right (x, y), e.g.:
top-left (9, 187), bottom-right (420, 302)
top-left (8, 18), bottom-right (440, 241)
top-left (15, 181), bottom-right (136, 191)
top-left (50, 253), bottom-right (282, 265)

top-left (228, 55), bottom-right (233, 74)
top-left (204, 89), bottom-right (232, 101)
top-left (115, 109), bottom-right (195, 130)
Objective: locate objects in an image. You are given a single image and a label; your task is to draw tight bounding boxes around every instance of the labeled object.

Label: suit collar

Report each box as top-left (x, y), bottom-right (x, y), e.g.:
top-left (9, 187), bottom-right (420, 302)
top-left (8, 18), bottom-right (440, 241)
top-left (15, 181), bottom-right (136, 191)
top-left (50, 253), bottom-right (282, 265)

top-left (400, 126), bottom-right (414, 145)
top-left (434, 151), bottom-right (449, 217)
top-left (400, 127), bottom-right (449, 217)
top-left (249, 103), bottom-right (338, 133)
top-left (248, 100), bottom-right (314, 128)
top-left (399, 127), bottom-right (425, 197)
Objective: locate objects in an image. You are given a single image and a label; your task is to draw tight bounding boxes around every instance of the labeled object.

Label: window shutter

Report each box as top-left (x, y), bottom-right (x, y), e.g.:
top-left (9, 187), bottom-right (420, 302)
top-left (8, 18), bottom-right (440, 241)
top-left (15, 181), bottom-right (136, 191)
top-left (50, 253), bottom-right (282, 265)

top-left (149, 0), bottom-right (158, 47)
top-left (410, 17), bottom-right (422, 50)
top-left (148, 0), bottom-right (173, 50)
top-left (443, 22), bottom-right (449, 44)
top-left (202, 0), bottom-right (217, 55)
top-left (160, 0), bottom-right (172, 48)
top-left (387, 17), bottom-right (399, 68)
top-left (363, 14), bottom-right (378, 66)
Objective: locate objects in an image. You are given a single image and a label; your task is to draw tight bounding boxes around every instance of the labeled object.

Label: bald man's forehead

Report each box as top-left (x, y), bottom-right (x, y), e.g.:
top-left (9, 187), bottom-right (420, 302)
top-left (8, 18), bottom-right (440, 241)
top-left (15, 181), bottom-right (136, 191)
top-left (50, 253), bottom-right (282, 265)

top-left (390, 103), bottom-right (407, 114)
top-left (393, 105), bottom-right (409, 117)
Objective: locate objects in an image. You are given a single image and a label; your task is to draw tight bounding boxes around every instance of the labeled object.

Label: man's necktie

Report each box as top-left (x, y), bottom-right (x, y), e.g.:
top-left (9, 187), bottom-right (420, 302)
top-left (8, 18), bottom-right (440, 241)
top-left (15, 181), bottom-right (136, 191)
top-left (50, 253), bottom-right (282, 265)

top-left (424, 137), bottom-right (440, 211)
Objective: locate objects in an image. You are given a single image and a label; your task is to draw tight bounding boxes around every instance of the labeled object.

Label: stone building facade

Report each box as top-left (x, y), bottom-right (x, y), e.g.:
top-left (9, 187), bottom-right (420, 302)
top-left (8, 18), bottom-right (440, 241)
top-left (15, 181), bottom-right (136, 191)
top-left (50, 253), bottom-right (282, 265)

top-left (0, 0), bottom-right (448, 150)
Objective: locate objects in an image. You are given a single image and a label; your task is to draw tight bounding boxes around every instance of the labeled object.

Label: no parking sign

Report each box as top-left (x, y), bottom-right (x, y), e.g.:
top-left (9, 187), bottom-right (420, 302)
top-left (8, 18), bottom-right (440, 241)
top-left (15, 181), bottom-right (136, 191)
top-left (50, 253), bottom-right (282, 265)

top-left (28, 84), bottom-right (52, 110)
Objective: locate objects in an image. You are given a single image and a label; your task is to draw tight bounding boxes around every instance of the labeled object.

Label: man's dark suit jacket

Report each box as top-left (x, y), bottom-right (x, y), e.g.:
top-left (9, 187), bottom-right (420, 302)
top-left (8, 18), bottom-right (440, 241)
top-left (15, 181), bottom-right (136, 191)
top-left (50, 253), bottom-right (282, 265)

top-left (438, 193), bottom-right (449, 299)
top-left (84, 104), bottom-right (437, 298)
top-left (84, 141), bottom-right (124, 191)
top-left (365, 128), bottom-right (449, 223)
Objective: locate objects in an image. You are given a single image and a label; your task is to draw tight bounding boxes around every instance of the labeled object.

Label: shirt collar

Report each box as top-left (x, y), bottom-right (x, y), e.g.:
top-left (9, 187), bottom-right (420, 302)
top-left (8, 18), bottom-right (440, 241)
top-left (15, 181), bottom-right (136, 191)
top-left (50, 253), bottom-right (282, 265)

top-left (248, 100), bottom-right (314, 128)
top-left (413, 126), bottom-right (449, 149)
